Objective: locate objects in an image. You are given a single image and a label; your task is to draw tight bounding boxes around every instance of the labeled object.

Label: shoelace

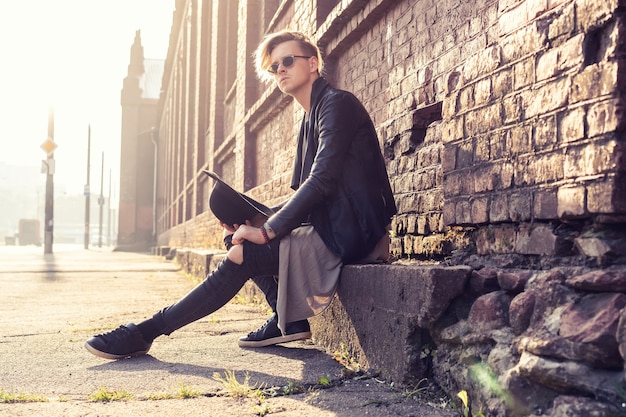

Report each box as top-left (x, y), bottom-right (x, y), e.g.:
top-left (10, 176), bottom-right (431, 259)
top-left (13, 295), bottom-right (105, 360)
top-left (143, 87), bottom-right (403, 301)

top-left (97, 325), bottom-right (131, 342)
top-left (248, 315), bottom-right (276, 336)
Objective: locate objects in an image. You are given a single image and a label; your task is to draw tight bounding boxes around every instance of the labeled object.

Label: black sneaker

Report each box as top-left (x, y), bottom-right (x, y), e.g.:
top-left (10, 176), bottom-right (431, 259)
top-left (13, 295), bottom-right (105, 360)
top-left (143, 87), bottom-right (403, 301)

top-left (85, 323), bottom-right (152, 359)
top-left (238, 313), bottom-right (311, 347)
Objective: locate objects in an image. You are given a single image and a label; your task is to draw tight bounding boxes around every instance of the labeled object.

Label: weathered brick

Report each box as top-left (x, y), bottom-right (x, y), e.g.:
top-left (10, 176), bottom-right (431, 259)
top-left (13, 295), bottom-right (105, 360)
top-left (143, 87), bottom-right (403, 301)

top-left (490, 130), bottom-right (510, 159)
top-left (443, 116), bottom-right (464, 143)
top-left (443, 201), bottom-right (456, 225)
top-left (587, 174), bottom-right (626, 214)
top-left (474, 164), bottom-right (497, 193)
top-left (510, 124), bottom-right (532, 155)
top-left (444, 172), bottom-right (463, 196)
top-left (536, 47), bottom-right (559, 81)
top-left (570, 61), bottom-right (618, 103)
top-left (587, 98), bottom-right (621, 137)
top-left (564, 141), bottom-right (618, 179)
top-left (471, 197), bottom-right (490, 223)
top-left (498, 2), bottom-right (528, 36)
top-left (515, 223), bottom-right (559, 255)
top-left (475, 225), bottom-right (517, 254)
top-left (576, 0), bottom-right (618, 32)
top-left (500, 22), bottom-right (547, 63)
top-left (463, 45), bottom-right (503, 81)
top-left (475, 78), bottom-right (492, 105)
top-left (558, 106), bottom-right (586, 143)
top-left (556, 33), bottom-right (585, 72)
top-left (455, 199), bottom-right (472, 224)
top-left (533, 114), bottom-right (557, 148)
top-left (490, 194), bottom-right (510, 222)
top-left (459, 85), bottom-right (475, 110)
top-left (503, 94), bottom-right (523, 124)
top-left (442, 144), bottom-right (457, 172)
top-left (509, 191), bottom-right (532, 222)
top-left (514, 57), bottom-right (535, 90)
top-left (534, 189), bottom-right (559, 219)
top-left (528, 152), bottom-right (564, 183)
top-left (524, 76), bottom-right (570, 118)
top-left (474, 135), bottom-right (490, 163)
top-left (457, 139), bottom-right (474, 168)
top-left (557, 185), bottom-right (587, 218)
top-left (547, 2), bottom-right (575, 40)
top-left (465, 102), bottom-right (503, 134)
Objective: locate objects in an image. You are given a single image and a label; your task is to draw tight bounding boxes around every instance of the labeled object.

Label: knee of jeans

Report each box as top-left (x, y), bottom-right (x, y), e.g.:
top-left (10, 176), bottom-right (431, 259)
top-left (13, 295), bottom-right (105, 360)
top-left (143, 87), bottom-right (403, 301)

top-left (226, 244), bottom-right (244, 265)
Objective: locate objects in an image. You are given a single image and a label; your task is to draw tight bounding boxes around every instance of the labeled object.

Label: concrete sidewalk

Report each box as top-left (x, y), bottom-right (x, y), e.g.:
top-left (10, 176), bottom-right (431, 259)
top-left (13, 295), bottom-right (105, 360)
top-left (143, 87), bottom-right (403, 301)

top-left (0, 244), bottom-right (460, 416)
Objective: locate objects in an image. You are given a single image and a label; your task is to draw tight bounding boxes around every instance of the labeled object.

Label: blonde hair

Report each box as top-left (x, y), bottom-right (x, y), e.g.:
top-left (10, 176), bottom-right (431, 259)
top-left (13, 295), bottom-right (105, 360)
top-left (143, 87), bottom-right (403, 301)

top-left (254, 30), bottom-right (323, 83)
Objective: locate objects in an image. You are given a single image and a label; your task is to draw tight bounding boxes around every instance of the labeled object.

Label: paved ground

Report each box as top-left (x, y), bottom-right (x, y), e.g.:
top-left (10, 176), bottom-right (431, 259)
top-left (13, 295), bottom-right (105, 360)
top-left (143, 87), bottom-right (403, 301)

top-left (0, 244), bottom-right (461, 416)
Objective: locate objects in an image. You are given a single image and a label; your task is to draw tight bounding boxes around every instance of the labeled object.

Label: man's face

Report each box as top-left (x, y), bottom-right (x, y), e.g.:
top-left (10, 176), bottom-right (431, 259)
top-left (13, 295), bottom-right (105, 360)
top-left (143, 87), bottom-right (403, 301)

top-left (269, 40), bottom-right (317, 96)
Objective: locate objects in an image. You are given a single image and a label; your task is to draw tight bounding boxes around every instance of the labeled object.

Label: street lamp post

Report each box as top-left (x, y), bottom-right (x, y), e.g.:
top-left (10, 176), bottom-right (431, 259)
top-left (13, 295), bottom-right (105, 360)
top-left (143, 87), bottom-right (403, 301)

top-left (84, 125), bottom-right (91, 249)
top-left (41, 107), bottom-right (56, 254)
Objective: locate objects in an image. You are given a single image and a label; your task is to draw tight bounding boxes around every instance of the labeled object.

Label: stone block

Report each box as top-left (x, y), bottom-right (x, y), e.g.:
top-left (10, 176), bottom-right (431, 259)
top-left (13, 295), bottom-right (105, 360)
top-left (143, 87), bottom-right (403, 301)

top-left (587, 175), bottom-right (626, 214)
top-left (514, 57), bottom-right (534, 90)
top-left (557, 185), bottom-right (587, 218)
top-left (443, 201), bottom-right (456, 226)
top-left (471, 197), bottom-right (489, 224)
top-left (533, 189), bottom-right (558, 219)
top-left (475, 225), bottom-right (517, 255)
top-left (536, 48), bottom-right (559, 81)
top-left (509, 192), bottom-right (532, 222)
top-left (464, 102), bottom-right (503, 135)
top-left (455, 200), bottom-right (472, 224)
top-left (533, 114), bottom-right (557, 148)
top-left (515, 223), bottom-right (560, 255)
top-left (576, 0), bottom-right (618, 32)
top-left (587, 98), bottom-right (620, 137)
top-left (547, 2), bottom-right (575, 40)
top-left (524, 76), bottom-right (570, 118)
top-left (570, 61), bottom-right (618, 103)
top-left (313, 264), bottom-right (471, 383)
top-left (490, 194), bottom-right (510, 222)
top-left (558, 106), bottom-right (586, 144)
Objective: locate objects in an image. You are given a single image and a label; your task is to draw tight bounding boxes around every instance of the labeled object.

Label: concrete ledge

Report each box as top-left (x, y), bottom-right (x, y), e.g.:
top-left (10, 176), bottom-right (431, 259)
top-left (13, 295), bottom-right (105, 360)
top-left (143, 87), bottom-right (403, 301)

top-left (151, 246), bottom-right (171, 257)
top-left (311, 264), bottom-right (471, 384)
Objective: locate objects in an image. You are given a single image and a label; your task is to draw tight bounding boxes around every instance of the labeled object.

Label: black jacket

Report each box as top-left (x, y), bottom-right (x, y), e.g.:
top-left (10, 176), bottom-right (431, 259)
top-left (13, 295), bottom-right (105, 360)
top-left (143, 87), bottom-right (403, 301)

top-left (266, 78), bottom-right (397, 263)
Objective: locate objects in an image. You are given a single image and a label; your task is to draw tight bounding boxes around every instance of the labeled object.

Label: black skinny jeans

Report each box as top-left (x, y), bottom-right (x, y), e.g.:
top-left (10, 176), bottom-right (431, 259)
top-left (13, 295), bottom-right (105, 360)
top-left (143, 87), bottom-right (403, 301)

top-left (154, 239), bottom-right (280, 336)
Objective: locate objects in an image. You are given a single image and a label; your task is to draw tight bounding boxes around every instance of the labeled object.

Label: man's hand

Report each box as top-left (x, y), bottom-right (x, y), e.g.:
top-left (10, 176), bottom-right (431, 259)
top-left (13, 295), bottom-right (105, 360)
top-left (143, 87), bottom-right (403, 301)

top-left (231, 223), bottom-right (268, 245)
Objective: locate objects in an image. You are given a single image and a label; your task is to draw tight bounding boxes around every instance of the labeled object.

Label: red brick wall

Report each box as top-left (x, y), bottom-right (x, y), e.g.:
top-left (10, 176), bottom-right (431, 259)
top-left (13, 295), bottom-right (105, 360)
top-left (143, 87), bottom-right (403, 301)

top-left (159, 0), bottom-right (625, 259)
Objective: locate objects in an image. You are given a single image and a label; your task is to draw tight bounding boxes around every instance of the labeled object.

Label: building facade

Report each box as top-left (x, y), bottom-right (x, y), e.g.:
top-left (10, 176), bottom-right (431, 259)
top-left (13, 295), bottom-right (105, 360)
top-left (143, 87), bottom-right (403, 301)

top-left (154, 0), bottom-right (624, 259)
top-left (118, 31), bottom-right (165, 249)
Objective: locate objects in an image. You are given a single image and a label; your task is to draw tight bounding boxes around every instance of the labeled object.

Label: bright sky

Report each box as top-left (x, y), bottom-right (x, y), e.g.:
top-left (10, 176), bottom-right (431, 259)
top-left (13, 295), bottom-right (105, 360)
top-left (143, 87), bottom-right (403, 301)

top-left (0, 1), bottom-right (174, 199)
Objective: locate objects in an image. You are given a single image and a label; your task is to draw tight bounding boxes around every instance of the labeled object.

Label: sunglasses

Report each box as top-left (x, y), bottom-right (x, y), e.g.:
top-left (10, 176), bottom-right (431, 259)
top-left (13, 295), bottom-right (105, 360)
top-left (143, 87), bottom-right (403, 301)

top-left (267, 55), bottom-right (311, 74)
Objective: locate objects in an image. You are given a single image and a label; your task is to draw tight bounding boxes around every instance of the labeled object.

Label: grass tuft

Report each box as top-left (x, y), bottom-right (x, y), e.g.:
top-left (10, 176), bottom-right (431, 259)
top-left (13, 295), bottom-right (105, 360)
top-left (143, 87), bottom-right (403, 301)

top-left (88, 386), bottom-right (132, 402)
top-left (213, 370), bottom-right (265, 400)
top-left (0, 389), bottom-right (48, 403)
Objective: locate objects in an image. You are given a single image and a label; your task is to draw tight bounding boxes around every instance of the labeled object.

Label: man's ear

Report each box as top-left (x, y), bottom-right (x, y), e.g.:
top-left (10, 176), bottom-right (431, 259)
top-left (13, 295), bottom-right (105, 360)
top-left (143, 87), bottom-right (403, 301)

top-left (309, 56), bottom-right (319, 73)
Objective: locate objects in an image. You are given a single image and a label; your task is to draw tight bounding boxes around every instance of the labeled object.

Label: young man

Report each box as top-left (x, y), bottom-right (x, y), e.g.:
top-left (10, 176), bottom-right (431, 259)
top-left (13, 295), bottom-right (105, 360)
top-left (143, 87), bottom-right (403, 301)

top-left (85, 30), bottom-right (396, 359)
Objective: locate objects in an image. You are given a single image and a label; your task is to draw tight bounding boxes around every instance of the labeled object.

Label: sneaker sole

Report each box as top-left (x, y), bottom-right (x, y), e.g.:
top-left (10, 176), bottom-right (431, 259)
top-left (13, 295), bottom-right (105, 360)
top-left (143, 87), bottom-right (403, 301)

top-left (84, 341), bottom-right (150, 360)
top-left (237, 331), bottom-right (312, 348)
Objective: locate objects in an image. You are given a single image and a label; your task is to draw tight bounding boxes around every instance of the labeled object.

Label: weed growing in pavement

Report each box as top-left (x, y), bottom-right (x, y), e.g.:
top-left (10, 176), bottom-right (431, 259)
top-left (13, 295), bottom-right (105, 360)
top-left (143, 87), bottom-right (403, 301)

top-left (88, 386), bottom-right (132, 402)
top-left (146, 383), bottom-right (202, 400)
top-left (317, 374), bottom-right (332, 387)
top-left (253, 403), bottom-right (272, 416)
top-left (212, 370), bottom-right (265, 400)
top-left (332, 342), bottom-right (362, 376)
top-left (0, 389), bottom-right (48, 403)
